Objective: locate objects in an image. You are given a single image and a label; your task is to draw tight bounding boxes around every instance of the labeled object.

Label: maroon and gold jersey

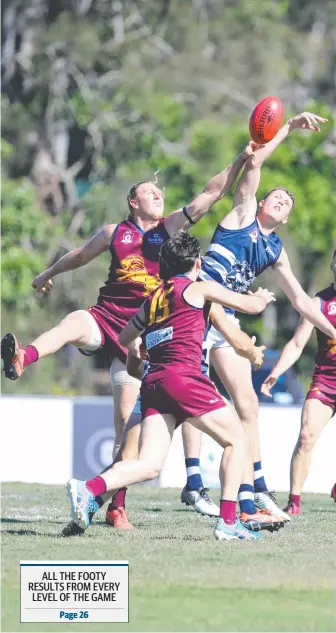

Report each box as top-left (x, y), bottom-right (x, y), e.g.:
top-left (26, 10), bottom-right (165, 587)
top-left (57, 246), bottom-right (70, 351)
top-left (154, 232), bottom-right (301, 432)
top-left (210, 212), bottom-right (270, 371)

top-left (312, 284), bottom-right (336, 389)
top-left (89, 219), bottom-right (170, 362)
top-left (142, 275), bottom-right (210, 380)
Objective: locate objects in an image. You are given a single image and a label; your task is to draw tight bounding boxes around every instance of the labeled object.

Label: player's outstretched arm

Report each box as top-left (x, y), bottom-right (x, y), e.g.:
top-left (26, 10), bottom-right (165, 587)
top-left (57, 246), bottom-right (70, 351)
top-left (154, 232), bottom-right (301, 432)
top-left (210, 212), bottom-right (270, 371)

top-left (209, 303), bottom-right (265, 368)
top-left (272, 249), bottom-right (336, 339)
top-left (195, 281), bottom-right (275, 314)
top-left (261, 312), bottom-right (315, 398)
top-left (163, 144), bottom-right (254, 236)
top-left (32, 224), bottom-right (116, 293)
top-left (222, 112), bottom-right (328, 230)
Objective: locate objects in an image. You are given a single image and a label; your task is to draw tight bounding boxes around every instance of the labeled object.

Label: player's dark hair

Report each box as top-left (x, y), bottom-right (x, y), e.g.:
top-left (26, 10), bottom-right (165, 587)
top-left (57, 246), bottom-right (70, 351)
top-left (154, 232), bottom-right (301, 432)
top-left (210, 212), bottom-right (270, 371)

top-left (263, 186), bottom-right (295, 211)
top-left (126, 181), bottom-right (148, 219)
top-left (159, 232), bottom-right (201, 281)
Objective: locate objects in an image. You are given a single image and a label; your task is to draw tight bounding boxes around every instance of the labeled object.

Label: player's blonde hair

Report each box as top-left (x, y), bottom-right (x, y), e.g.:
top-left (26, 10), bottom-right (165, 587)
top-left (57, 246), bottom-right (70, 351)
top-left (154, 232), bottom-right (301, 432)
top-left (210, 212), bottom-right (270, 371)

top-left (127, 171), bottom-right (164, 219)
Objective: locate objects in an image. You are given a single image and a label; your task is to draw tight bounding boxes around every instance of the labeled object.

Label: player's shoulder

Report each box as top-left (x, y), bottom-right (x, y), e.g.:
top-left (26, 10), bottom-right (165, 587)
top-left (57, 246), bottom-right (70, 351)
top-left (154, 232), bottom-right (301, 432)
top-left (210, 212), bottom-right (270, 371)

top-left (316, 284), bottom-right (335, 300)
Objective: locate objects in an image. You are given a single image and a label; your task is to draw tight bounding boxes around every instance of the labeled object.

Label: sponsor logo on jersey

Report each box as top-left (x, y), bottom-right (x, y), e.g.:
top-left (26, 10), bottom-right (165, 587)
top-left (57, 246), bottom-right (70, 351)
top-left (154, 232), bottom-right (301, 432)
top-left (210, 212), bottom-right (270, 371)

top-left (121, 230), bottom-right (134, 244)
top-left (146, 326), bottom-right (173, 350)
top-left (116, 255), bottom-right (161, 296)
top-left (265, 245), bottom-right (275, 257)
top-left (327, 301), bottom-right (336, 316)
top-left (147, 232), bottom-right (164, 245)
top-left (249, 228), bottom-right (258, 243)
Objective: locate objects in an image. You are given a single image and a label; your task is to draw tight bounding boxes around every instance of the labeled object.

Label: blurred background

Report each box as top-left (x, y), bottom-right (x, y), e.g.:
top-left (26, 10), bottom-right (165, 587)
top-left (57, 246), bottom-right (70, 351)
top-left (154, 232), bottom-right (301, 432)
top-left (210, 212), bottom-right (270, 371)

top-left (2, 0), bottom-right (336, 400)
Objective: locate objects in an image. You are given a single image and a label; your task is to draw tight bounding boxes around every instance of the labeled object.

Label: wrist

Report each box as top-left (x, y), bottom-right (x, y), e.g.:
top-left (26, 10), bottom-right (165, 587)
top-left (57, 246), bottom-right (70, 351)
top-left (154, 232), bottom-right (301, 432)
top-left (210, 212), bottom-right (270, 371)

top-left (286, 119), bottom-right (296, 134)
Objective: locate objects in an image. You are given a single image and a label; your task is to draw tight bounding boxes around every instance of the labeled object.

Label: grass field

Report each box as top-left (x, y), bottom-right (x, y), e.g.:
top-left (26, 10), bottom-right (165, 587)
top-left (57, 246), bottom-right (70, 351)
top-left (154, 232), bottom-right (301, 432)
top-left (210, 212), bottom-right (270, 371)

top-left (1, 483), bottom-right (336, 632)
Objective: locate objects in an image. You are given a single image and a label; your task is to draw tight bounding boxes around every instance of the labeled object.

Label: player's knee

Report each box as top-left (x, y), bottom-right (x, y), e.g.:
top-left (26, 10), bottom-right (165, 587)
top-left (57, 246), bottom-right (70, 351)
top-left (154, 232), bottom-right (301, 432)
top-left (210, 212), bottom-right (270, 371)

top-left (236, 391), bottom-right (259, 423)
top-left (298, 427), bottom-right (316, 453)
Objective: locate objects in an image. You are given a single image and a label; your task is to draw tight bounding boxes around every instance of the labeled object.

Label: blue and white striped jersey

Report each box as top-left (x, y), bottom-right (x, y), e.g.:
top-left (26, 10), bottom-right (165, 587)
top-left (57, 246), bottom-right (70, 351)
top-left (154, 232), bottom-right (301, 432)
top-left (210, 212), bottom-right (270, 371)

top-left (200, 219), bottom-right (282, 314)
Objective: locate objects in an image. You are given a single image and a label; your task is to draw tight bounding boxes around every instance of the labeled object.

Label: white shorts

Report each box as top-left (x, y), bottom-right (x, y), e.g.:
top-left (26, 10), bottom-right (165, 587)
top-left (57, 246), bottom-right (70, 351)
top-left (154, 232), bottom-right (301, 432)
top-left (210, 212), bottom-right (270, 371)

top-left (110, 357), bottom-right (141, 388)
top-left (76, 310), bottom-right (103, 352)
top-left (206, 314), bottom-right (240, 350)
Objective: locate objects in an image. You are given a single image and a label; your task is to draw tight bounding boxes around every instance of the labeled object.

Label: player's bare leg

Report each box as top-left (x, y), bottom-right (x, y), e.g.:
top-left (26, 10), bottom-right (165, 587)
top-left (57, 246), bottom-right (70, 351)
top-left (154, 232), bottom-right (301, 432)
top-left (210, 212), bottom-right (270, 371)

top-left (284, 398), bottom-right (333, 515)
top-left (211, 345), bottom-right (288, 523)
top-left (1, 310), bottom-right (98, 380)
top-left (105, 402), bottom-right (140, 529)
top-left (111, 383), bottom-right (140, 458)
top-left (180, 421), bottom-right (219, 517)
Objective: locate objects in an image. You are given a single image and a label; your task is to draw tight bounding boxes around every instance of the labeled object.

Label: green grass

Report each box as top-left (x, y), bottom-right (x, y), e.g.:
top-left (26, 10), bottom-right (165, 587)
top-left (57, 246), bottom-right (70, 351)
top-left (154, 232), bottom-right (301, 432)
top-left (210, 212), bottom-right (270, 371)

top-left (1, 484), bottom-right (336, 632)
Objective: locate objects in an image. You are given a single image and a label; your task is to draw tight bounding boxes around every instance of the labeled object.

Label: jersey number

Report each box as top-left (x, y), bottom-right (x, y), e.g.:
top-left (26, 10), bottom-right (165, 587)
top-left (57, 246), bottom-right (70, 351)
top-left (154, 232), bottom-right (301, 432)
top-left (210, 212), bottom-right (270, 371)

top-left (149, 284), bottom-right (173, 325)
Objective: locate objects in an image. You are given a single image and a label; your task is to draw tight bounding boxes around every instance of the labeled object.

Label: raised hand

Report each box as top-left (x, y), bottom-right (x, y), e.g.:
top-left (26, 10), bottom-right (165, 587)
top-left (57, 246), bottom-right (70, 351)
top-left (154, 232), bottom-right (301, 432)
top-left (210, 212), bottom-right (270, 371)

top-left (288, 112), bottom-right (328, 132)
top-left (32, 271), bottom-right (53, 294)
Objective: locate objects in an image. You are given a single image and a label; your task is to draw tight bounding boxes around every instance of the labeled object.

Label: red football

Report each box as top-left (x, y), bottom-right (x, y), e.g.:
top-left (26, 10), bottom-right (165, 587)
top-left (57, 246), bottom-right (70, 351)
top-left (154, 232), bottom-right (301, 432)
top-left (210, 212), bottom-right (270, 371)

top-left (249, 96), bottom-right (284, 144)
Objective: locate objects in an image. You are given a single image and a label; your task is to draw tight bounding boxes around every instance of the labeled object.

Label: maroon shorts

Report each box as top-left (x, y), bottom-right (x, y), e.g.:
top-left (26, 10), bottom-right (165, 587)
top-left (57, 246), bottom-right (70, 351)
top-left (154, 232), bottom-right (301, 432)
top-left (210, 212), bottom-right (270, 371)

top-left (140, 371), bottom-right (226, 426)
top-left (306, 380), bottom-right (336, 416)
top-left (85, 304), bottom-right (128, 363)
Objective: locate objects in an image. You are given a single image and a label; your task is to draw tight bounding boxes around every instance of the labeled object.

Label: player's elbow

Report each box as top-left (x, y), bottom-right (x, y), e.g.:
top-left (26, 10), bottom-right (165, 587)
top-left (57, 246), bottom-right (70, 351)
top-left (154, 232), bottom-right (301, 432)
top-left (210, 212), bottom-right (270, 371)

top-left (291, 295), bottom-right (308, 317)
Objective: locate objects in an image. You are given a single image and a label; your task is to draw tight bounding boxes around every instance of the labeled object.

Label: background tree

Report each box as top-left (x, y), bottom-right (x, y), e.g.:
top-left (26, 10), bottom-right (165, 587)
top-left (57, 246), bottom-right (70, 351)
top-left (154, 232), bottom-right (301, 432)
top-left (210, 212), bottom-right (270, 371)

top-left (1, 0), bottom-right (335, 395)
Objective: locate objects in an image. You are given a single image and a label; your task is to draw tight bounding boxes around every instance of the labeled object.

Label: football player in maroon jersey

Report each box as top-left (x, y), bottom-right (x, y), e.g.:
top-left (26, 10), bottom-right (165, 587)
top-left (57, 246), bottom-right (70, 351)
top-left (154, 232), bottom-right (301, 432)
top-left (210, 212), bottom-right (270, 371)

top-left (261, 249), bottom-right (336, 514)
top-left (2, 145), bottom-right (253, 527)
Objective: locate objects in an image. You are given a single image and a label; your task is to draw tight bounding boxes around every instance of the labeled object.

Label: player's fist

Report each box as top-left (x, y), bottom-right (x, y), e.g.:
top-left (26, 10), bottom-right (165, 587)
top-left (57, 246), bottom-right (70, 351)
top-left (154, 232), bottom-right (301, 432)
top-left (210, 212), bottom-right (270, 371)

top-left (32, 271), bottom-right (53, 294)
top-left (127, 337), bottom-right (143, 359)
top-left (242, 141), bottom-right (259, 159)
top-left (250, 336), bottom-right (266, 370)
top-left (261, 373), bottom-right (278, 398)
top-left (288, 112), bottom-right (328, 133)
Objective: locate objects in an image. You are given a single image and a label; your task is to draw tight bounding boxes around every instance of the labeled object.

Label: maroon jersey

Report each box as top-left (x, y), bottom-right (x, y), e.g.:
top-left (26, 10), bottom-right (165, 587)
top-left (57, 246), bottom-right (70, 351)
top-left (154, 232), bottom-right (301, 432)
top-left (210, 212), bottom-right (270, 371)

top-left (142, 275), bottom-right (210, 380)
top-left (88, 219), bottom-right (170, 362)
top-left (312, 284), bottom-right (336, 389)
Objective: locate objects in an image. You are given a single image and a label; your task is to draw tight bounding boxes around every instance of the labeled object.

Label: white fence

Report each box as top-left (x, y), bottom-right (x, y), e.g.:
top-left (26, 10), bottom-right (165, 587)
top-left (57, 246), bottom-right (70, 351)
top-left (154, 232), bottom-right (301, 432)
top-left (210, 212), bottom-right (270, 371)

top-left (1, 396), bottom-right (335, 493)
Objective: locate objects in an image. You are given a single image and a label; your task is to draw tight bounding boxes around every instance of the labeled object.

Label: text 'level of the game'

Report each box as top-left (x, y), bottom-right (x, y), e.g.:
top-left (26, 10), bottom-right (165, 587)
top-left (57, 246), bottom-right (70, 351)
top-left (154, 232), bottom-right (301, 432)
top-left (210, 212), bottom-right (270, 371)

top-left (20, 561), bottom-right (129, 623)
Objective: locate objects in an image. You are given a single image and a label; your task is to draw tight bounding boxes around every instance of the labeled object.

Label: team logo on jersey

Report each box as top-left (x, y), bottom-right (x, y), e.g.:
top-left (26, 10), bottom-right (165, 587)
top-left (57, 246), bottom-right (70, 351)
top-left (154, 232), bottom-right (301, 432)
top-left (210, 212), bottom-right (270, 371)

top-left (327, 301), bottom-right (336, 316)
top-left (147, 232), bottom-right (164, 246)
top-left (225, 261), bottom-right (255, 293)
top-left (121, 230), bottom-right (134, 244)
top-left (327, 339), bottom-right (336, 355)
top-left (249, 228), bottom-right (258, 243)
top-left (116, 255), bottom-right (161, 296)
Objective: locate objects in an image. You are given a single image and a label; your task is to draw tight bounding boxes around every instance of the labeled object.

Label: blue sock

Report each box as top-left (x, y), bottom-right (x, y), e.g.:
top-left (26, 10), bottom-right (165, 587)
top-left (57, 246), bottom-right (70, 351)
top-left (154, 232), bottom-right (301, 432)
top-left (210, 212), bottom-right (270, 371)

top-left (238, 484), bottom-right (256, 514)
top-left (253, 461), bottom-right (268, 493)
top-left (185, 458), bottom-right (203, 490)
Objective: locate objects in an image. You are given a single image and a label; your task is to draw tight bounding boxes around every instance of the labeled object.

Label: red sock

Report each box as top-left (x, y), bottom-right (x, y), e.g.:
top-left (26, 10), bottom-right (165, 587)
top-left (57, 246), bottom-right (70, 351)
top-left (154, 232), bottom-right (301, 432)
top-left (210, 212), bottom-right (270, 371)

top-left (109, 488), bottom-right (127, 509)
top-left (220, 499), bottom-right (236, 525)
top-left (86, 476), bottom-right (106, 497)
top-left (290, 494), bottom-right (301, 507)
top-left (23, 345), bottom-right (39, 368)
